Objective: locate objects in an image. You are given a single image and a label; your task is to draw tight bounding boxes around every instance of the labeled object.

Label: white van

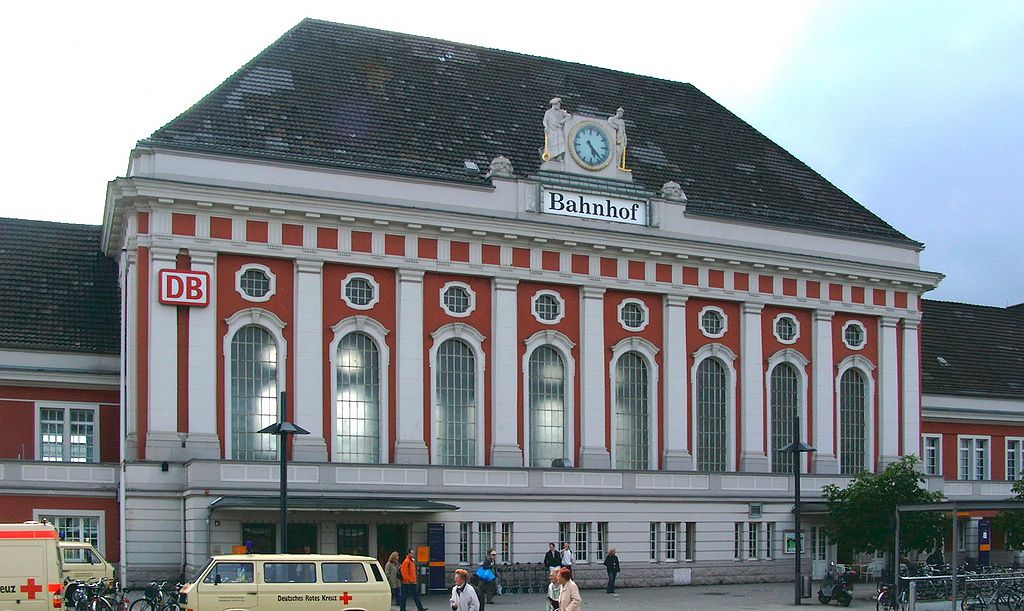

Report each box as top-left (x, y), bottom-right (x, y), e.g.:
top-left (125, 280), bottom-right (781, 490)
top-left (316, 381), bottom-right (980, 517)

top-left (180, 554), bottom-right (390, 611)
top-left (58, 541), bottom-right (115, 583)
top-left (0, 522), bottom-right (64, 611)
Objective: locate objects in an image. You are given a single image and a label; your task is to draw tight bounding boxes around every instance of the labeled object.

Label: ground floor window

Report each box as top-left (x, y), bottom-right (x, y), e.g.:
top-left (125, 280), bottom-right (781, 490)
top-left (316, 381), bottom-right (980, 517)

top-left (685, 522), bottom-right (696, 561)
top-left (666, 522), bottom-right (679, 561)
top-left (459, 522), bottom-right (472, 564)
top-left (748, 522), bottom-right (760, 559)
top-left (650, 522), bottom-right (659, 561)
top-left (337, 524), bottom-right (369, 556)
top-left (734, 522), bottom-right (743, 560)
top-left (596, 522), bottom-right (608, 561)
top-left (558, 522), bottom-right (571, 551)
top-left (38, 512), bottom-right (101, 553)
top-left (500, 522), bottom-right (513, 562)
top-left (478, 522), bottom-right (495, 560)
top-left (575, 522), bottom-right (589, 562)
top-left (766, 522), bottom-right (776, 559)
top-left (242, 523), bottom-right (276, 553)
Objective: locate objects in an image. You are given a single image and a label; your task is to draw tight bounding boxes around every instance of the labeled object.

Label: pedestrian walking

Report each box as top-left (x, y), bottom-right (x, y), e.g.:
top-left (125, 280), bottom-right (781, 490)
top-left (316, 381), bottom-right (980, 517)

top-left (476, 549), bottom-right (498, 604)
top-left (543, 543), bottom-right (561, 575)
top-left (602, 548), bottom-right (619, 594)
top-left (560, 543), bottom-right (575, 570)
top-left (385, 551), bottom-right (401, 604)
top-left (400, 548), bottom-right (428, 611)
top-left (556, 567), bottom-right (581, 611)
top-left (450, 568), bottom-right (480, 611)
top-left (546, 571), bottom-right (562, 611)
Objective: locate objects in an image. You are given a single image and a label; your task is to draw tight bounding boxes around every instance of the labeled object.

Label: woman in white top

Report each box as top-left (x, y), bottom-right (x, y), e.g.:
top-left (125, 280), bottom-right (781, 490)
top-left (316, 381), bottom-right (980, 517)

top-left (450, 568), bottom-right (481, 611)
top-left (546, 571), bottom-right (562, 610)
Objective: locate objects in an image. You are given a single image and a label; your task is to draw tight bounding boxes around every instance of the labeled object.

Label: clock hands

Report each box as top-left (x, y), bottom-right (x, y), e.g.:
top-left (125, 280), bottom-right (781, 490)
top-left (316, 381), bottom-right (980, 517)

top-left (588, 141), bottom-right (600, 158)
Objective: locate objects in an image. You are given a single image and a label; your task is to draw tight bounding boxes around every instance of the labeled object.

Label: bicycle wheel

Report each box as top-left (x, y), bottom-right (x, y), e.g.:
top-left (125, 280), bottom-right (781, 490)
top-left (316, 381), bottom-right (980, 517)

top-left (996, 590), bottom-right (1023, 611)
top-left (128, 599), bottom-right (156, 611)
top-left (91, 597), bottom-right (113, 611)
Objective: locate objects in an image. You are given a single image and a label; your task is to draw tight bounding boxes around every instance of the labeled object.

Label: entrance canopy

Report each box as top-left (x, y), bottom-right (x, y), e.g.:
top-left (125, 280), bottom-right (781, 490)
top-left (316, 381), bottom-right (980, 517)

top-left (208, 496), bottom-right (460, 513)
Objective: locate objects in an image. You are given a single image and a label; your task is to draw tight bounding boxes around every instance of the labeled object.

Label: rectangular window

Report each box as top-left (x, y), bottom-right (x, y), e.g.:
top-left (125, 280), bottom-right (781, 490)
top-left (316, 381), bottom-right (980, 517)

top-left (500, 522), bottom-right (513, 563)
top-left (649, 522), bottom-right (659, 562)
top-left (241, 523), bottom-right (276, 554)
top-left (478, 522), bottom-right (495, 560)
top-left (596, 522), bottom-right (608, 561)
top-left (766, 523), bottom-right (776, 559)
top-left (748, 523), bottom-right (759, 559)
top-left (959, 436), bottom-right (990, 480)
top-left (40, 514), bottom-right (99, 548)
top-left (575, 522), bottom-right (589, 563)
top-left (39, 405), bottom-right (98, 462)
top-left (684, 522), bottom-right (696, 561)
top-left (558, 522), bottom-right (571, 552)
top-left (1008, 439), bottom-right (1024, 481)
top-left (734, 523), bottom-right (743, 560)
top-left (459, 522), bottom-right (472, 564)
top-left (665, 522), bottom-right (679, 562)
top-left (957, 519), bottom-right (968, 552)
top-left (923, 434), bottom-right (942, 476)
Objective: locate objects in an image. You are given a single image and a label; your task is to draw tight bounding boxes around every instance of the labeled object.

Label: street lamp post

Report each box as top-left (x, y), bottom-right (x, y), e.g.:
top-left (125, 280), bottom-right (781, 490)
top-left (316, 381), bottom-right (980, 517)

top-left (782, 413), bottom-right (816, 605)
top-left (258, 391), bottom-right (309, 554)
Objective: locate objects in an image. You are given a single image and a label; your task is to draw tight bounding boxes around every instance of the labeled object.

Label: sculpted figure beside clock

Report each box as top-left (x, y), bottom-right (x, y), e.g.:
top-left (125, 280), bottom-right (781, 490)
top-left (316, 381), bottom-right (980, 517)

top-left (543, 97), bottom-right (571, 161)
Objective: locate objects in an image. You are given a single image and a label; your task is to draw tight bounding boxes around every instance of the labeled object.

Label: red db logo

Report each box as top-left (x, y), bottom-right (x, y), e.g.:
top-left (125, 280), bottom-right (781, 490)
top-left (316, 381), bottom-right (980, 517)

top-left (159, 270), bottom-right (210, 306)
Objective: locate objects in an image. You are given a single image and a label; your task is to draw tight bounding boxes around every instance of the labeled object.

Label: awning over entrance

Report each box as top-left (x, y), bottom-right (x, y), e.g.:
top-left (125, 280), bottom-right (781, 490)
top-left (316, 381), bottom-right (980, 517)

top-left (796, 502), bottom-right (829, 515)
top-left (208, 496), bottom-right (460, 513)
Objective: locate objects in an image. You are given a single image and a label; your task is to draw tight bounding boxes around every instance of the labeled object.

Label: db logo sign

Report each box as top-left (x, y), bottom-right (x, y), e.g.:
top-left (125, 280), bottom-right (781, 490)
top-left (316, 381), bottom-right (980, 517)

top-left (159, 270), bottom-right (210, 306)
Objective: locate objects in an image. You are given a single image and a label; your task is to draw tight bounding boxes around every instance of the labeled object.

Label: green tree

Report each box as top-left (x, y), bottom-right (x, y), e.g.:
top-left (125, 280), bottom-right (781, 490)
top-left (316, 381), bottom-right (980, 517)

top-left (822, 456), bottom-right (945, 560)
top-left (994, 479), bottom-right (1024, 549)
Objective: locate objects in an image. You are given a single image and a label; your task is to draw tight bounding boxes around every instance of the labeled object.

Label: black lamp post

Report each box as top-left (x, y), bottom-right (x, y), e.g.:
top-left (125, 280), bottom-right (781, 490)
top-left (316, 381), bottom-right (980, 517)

top-left (258, 390), bottom-right (309, 554)
top-left (782, 413), bottom-right (816, 605)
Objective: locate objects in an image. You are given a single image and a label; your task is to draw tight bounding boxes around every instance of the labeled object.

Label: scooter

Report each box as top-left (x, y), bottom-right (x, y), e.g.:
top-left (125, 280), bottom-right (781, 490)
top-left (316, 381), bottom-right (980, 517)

top-left (818, 562), bottom-right (856, 606)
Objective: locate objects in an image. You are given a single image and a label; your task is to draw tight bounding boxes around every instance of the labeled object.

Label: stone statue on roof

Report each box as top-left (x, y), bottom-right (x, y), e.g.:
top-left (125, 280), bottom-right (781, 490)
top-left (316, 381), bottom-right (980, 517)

top-left (486, 155), bottom-right (515, 179)
top-left (542, 97), bottom-right (571, 161)
top-left (608, 107), bottom-right (629, 170)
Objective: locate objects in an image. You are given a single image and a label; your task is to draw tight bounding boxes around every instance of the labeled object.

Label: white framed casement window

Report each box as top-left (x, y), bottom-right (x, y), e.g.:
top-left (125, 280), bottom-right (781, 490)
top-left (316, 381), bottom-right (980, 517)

top-left (733, 522), bottom-right (743, 560)
top-left (330, 316), bottom-right (390, 464)
top-left (440, 281), bottom-right (476, 318)
top-left (684, 522), bottom-right (696, 561)
top-left (649, 522), bottom-right (660, 562)
top-left (478, 522), bottom-right (495, 559)
top-left (1008, 438), bottom-right (1024, 481)
top-left (841, 320), bottom-right (867, 350)
top-left (575, 522), bottom-right (590, 563)
top-left (691, 344), bottom-right (738, 472)
top-left (836, 355), bottom-right (876, 475)
top-left (766, 349), bottom-right (810, 475)
top-left (923, 434), bottom-right (943, 477)
top-left (37, 403), bottom-right (100, 463)
top-left (665, 522), bottom-right (680, 562)
top-left (235, 263), bottom-right (277, 303)
top-left (558, 522), bottom-right (572, 550)
top-left (522, 330), bottom-right (576, 468)
top-left (748, 522), bottom-right (760, 560)
top-left (458, 522), bottom-right (473, 564)
top-left (34, 509), bottom-right (105, 554)
top-left (766, 522), bottom-right (776, 560)
top-left (772, 313), bottom-right (800, 344)
top-left (617, 298), bottom-right (649, 331)
top-left (958, 435), bottom-right (990, 481)
top-left (430, 324), bottom-right (486, 466)
top-left (531, 290), bottom-right (566, 325)
top-left (500, 522), bottom-right (513, 562)
top-left (609, 337), bottom-right (660, 470)
top-left (698, 306), bottom-right (728, 339)
top-left (341, 272), bottom-right (380, 310)
top-left (595, 522), bottom-right (608, 561)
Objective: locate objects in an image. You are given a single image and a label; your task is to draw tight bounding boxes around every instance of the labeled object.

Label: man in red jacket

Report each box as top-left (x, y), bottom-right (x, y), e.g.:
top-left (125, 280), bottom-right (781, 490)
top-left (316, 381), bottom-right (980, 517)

top-left (400, 548), bottom-right (428, 611)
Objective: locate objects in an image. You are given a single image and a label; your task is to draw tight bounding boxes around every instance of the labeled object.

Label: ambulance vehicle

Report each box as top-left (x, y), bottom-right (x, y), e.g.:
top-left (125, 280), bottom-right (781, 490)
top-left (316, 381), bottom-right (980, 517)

top-left (0, 522), bottom-right (65, 611)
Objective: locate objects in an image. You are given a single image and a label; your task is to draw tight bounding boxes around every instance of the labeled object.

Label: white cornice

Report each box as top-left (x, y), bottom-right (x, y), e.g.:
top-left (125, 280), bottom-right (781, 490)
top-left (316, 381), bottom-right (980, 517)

top-left (923, 394), bottom-right (1024, 424)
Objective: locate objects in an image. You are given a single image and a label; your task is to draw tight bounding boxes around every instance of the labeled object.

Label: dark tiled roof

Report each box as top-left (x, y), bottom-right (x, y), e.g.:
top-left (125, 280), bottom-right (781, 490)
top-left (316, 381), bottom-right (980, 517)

top-left (921, 299), bottom-right (1024, 400)
top-left (0, 218), bottom-right (120, 354)
top-left (146, 19), bottom-right (917, 246)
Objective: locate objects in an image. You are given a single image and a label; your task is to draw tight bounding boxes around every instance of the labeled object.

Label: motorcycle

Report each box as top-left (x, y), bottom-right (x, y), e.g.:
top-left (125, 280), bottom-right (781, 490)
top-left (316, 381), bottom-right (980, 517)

top-left (818, 562), bottom-right (857, 606)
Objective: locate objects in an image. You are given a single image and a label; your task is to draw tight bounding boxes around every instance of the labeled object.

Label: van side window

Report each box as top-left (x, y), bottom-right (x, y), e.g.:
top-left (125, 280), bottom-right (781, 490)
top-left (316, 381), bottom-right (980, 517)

top-left (369, 563), bottom-right (384, 582)
top-left (204, 562), bottom-right (254, 584)
top-left (322, 563), bottom-right (368, 583)
top-left (264, 563), bottom-right (316, 584)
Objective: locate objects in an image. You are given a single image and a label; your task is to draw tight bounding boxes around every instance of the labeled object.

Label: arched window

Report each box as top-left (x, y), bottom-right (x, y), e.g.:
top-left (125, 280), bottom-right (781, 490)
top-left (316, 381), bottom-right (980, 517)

top-left (336, 332), bottom-right (380, 463)
top-left (436, 338), bottom-right (476, 466)
top-left (770, 363), bottom-right (800, 474)
top-left (615, 351), bottom-right (649, 470)
top-left (696, 358), bottom-right (728, 472)
top-left (840, 368), bottom-right (868, 474)
top-left (528, 346), bottom-right (566, 467)
top-left (230, 324), bottom-right (278, 461)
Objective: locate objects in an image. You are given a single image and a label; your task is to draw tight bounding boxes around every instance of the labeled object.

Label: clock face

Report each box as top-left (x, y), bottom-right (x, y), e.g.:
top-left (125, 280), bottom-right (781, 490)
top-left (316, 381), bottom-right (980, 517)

top-left (571, 124), bottom-right (611, 169)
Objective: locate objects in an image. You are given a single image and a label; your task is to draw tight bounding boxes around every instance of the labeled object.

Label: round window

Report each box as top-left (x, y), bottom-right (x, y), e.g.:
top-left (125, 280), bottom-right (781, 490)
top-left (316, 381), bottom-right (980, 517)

top-left (775, 316), bottom-right (797, 342)
top-left (442, 285), bottom-right (472, 315)
top-left (534, 294), bottom-right (562, 322)
top-left (620, 301), bottom-right (647, 330)
top-left (239, 268), bottom-right (271, 299)
top-left (344, 277), bottom-right (376, 307)
top-left (844, 322), bottom-right (865, 348)
top-left (700, 309), bottom-right (725, 336)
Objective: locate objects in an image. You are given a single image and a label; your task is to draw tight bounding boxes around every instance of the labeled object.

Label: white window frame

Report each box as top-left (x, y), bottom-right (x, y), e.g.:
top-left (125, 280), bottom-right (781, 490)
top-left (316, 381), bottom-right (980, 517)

top-left (340, 272), bottom-right (380, 310)
top-left (616, 298), bottom-right (650, 332)
top-left (922, 434), bottom-right (943, 477)
top-left (835, 355), bottom-right (876, 474)
top-left (690, 343), bottom-right (738, 472)
top-left (1008, 438), bottom-right (1024, 481)
top-left (649, 522), bottom-right (660, 562)
top-left (329, 316), bottom-right (391, 464)
top-left (521, 330), bottom-right (577, 468)
top-left (772, 313), bottom-right (800, 345)
top-left (665, 522), bottom-right (680, 563)
top-left (440, 281), bottom-right (477, 318)
top-left (459, 522), bottom-right (473, 565)
top-left (531, 290), bottom-right (566, 325)
top-left (734, 522), bottom-right (744, 560)
top-left (500, 522), bottom-right (513, 563)
top-left (34, 509), bottom-right (106, 555)
top-left (35, 402), bottom-right (100, 463)
top-left (748, 522), bottom-right (760, 560)
top-left (684, 522), bottom-right (696, 561)
top-left (766, 349), bottom-right (811, 473)
top-left (235, 263), bottom-right (277, 303)
top-left (958, 435), bottom-right (991, 481)
top-left (608, 337), bottom-right (660, 470)
top-left (596, 522), bottom-right (608, 562)
top-left (429, 323), bottom-right (487, 466)
top-left (698, 305), bottom-right (728, 339)
top-left (841, 320), bottom-right (867, 350)
top-left (575, 522), bottom-right (590, 563)
top-left (478, 522), bottom-right (495, 560)
top-left (223, 308), bottom-right (288, 460)
top-left (766, 522), bottom-right (776, 560)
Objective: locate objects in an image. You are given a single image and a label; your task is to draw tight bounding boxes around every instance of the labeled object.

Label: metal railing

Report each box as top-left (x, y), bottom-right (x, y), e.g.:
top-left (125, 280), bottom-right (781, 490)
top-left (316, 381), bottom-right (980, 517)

top-left (900, 572), bottom-right (1024, 610)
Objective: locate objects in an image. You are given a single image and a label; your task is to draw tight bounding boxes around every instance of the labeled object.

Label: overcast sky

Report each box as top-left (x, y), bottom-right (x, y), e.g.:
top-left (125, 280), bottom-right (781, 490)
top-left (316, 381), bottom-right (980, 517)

top-left (2, 1), bottom-right (1020, 306)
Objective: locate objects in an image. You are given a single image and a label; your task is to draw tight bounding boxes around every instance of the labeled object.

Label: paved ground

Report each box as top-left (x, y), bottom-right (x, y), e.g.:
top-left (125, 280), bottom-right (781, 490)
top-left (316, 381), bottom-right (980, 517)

top-left (404, 581), bottom-right (959, 610)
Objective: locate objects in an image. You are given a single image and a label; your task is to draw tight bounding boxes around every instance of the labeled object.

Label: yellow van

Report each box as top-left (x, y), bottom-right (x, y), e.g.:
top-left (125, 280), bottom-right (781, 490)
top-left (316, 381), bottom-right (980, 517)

top-left (0, 522), bottom-right (65, 611)
top-left (58, 541), bottom-right (115, 583)
top-left (180, 554), bottom-right (390, 611)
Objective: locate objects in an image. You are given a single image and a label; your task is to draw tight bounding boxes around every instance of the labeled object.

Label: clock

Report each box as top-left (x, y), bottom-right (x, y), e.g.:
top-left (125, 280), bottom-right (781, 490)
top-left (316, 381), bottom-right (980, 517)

top-left (569, 122), bottom-right (612, 170)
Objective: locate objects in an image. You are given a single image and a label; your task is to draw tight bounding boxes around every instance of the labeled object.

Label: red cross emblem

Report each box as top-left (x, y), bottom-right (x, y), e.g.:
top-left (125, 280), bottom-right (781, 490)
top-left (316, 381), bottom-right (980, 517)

top-left (21, 578), bottom-right (43, 599)
top-left (340, 592), bottom-right (352, 604)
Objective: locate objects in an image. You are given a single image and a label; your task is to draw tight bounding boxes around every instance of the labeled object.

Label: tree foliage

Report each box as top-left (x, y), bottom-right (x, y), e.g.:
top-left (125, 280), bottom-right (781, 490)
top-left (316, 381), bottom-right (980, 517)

top-left (994, 478), bottom-right (1024, 549)
top-left (822, 456), bottom-right (945, 556)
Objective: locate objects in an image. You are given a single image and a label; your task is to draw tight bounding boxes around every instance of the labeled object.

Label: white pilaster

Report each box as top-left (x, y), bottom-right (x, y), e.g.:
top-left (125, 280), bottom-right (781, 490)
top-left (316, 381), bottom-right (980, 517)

top-left (124, 249), bottom-right (139, 460)
top-left (146, 246), bottom-right (180, 460)
top-left (740, 303), bottom-right (769, 472)
top-left (293, 259), bottom-right (328, 461)
top-left (901, 318), bottom-right (922, 460)
top-left (878, 316), bottom-right (901, 467)
top-left (184, 250), bottom-right (220, 459)
top-left (579, 286), bottom-right (610, 468)
top-left (812, 309), bottom-right (838, 474)
top-left (663, 295), bottom-right (693, 470)
top-left (395, 269), bottom-right (429, 463)
top-left (491, 278), bottom-right (522, 466)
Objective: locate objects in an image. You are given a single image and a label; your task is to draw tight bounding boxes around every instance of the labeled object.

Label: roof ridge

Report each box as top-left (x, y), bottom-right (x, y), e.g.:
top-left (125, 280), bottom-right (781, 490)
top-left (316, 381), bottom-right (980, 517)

top-left (0, 216), bottom-right (101, 230)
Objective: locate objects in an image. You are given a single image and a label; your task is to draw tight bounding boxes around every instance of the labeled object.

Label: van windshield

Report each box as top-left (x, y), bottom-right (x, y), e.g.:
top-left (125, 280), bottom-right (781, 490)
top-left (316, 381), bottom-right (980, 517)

top-left (186, 559), bottom-right (213, 584)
